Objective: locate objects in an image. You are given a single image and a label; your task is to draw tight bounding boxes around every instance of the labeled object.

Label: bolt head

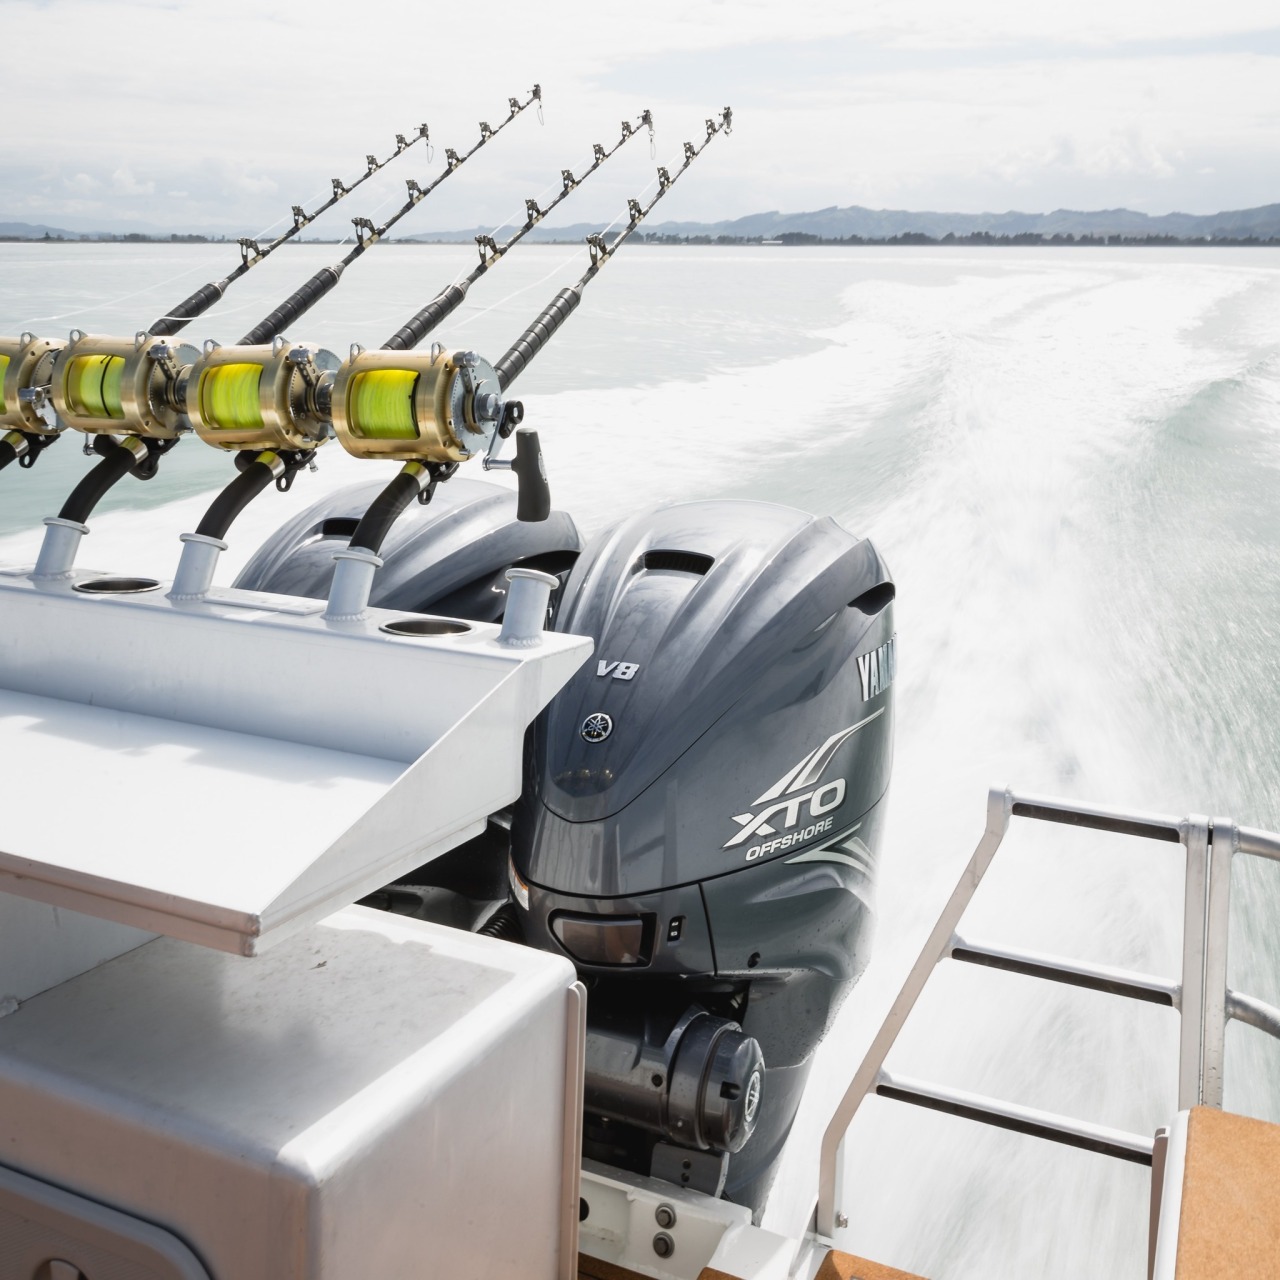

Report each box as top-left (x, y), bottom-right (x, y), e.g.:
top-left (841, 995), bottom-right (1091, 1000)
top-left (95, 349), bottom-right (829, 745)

top-left (835, 1211), bottom-right (849, 1229)
top-left (652, 1232), bottom-right (674, 1259)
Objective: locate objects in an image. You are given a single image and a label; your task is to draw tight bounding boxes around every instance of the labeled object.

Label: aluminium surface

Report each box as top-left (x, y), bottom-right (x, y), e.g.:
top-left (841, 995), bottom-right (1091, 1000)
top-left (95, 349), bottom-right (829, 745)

top-left (0, 568), bottom-right (591, 955)
top-left (0, 905), bottom-right (581, 1280)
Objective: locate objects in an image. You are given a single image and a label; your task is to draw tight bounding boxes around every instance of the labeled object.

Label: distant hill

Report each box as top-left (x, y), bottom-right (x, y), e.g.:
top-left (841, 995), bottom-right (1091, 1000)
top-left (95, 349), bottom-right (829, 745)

top-left (4, 204), bottom-right (1279, 245)
top-left (405, 202), bottom-right (1280, 244)
top-left (0, 221), bottom-right (81, 239)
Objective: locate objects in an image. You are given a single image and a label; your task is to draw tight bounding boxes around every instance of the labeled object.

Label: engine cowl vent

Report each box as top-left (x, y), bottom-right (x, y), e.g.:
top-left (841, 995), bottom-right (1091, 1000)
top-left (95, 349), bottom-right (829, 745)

top-left (641, 549), bottom-right (714, 575)
top-left (320, 517), bottom-right (361, 538)
top-left (848, 581), bottom-right (895, 614)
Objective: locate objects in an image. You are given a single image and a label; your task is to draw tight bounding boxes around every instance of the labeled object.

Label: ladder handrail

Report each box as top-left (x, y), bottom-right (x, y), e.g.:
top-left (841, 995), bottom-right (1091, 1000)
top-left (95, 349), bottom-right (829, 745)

top-left (813, 785), bottom-right (1280, 1239)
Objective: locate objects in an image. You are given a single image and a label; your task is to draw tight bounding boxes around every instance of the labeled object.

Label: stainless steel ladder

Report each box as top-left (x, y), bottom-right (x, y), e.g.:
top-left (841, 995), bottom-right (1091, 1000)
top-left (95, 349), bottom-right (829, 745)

top-left (815, 786), bottom-right (1280, 1248)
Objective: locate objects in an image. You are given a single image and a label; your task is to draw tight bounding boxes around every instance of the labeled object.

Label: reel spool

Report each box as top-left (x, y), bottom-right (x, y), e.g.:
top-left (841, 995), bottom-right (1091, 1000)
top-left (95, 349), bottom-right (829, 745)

top-left (189, 338), bottom-right (339, 451)
top-left (52, 330), bottom-right (197, 439)
top-left (332, 345), bottom-right (503, 463)
top-left (0, 333), bottom-right (66, 435)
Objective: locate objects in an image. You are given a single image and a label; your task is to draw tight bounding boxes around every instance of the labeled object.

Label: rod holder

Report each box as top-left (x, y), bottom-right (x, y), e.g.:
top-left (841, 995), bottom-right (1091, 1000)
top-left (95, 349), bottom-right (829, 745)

top-left (324, 546), bottom-right (384, 621)
top-left (32, 517), bottom-right (89, 581)
top-left (168, 533), bottom-right (228, 601)
top-left (498, 567), bottom-right (558, 648)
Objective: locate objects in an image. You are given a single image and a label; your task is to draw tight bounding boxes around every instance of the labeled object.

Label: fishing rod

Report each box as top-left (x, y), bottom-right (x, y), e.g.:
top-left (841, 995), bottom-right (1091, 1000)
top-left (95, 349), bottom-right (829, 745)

top-left (0, 126), bottom-right (435, 476)
top-left (162, 109), bottom-right (653, 596)
top-left (383, 109), bottom-right (653, 352)
top-left (25, 105), bottom-right (732, 597)
top-left (493, 107), bottom-right (732, 391)
top-left (148, 125), bottom-right (431, 338)
top-left (237, 86), bottom-right (542, 348)
top-left (20, 88), bottom-right (542, 562)
top-left (312, 108), bottom-right (732, 621)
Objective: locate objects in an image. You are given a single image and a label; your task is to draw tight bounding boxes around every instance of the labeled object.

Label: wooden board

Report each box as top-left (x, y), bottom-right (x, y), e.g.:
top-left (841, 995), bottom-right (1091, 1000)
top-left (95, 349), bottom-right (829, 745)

top-left (815, 1250), bottom-right (930, 1280)
top-left (1176, 1106), bottom-right (1280, 1277)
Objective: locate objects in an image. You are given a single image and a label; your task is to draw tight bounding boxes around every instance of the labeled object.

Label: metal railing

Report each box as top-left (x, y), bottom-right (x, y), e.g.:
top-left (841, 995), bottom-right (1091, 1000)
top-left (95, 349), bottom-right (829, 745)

top-left (815, 785), bottom-right (1280, 1240)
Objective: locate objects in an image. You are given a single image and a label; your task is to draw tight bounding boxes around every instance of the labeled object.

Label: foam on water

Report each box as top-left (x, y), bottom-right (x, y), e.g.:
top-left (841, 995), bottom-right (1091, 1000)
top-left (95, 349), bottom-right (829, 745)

top-left (3, 244), bottom-right (1279, 1278)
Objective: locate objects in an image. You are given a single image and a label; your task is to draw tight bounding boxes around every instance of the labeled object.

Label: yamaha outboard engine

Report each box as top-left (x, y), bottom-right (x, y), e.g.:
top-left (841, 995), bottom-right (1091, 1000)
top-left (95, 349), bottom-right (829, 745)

top-left (234, 475), bottom-right (581, 619)
top-left (512, 499), bottom-right (895, 1212)
top-left (241, 484), bottom-right (894, 1215)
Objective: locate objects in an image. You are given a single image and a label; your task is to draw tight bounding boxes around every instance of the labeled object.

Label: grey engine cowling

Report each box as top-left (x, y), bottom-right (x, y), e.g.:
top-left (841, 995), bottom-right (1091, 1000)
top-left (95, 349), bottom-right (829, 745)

top-left (513, 498), bottom-right (895, 1210)
top-left (239, 482), bottom-right (894, 1213)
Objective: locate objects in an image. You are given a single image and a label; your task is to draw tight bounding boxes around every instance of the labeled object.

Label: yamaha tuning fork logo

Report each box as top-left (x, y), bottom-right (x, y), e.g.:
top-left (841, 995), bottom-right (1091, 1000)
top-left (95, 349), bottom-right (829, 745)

top-left (581, 712), bottom-right (614, 743)
top-left (725, 711), bottom-right (884, 861)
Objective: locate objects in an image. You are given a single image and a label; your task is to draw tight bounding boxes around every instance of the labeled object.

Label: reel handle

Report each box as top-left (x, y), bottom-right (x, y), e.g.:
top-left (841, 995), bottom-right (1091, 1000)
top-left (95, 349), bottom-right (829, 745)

top-left (512, 428), bottom-right (550, 522)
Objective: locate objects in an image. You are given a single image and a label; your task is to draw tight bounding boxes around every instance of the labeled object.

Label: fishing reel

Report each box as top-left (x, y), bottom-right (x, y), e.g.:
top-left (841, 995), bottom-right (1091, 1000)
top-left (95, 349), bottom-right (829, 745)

top-left (51, 330), bottom-right (197, 440)
top-left (188, 338), bottom-right (339, 452)
top-left (0, 333), bottom-right (66, 464)
top-left (332, 345), bottom-right (504, 464)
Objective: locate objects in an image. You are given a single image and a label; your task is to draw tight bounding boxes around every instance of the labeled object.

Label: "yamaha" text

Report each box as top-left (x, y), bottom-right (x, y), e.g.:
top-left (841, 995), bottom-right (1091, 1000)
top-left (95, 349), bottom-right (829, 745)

top-left (857, 636), bottom-right (896, 701)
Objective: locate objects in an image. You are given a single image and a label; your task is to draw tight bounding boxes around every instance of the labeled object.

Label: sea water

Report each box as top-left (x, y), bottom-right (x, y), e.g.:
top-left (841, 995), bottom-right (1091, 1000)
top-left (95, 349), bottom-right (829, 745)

top-left (2, 242), bottom-right (1279, 1278)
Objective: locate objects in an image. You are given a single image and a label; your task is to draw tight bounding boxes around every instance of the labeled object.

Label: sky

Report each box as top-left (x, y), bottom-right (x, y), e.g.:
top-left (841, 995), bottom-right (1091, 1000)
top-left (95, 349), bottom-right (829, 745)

top-left (3, 0), bottom-right (1278, 235)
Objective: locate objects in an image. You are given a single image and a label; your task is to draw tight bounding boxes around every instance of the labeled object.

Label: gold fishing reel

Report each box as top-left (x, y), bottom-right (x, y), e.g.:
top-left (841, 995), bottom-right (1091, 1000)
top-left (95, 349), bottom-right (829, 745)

top-left (188, 338), bottom-right (339, 452)
top-left (0, 332), bottom-right (66, 437)
top-left (331, 344), bottom-right (503, 463)
top-left (51, 330), bottom-right (197, 439)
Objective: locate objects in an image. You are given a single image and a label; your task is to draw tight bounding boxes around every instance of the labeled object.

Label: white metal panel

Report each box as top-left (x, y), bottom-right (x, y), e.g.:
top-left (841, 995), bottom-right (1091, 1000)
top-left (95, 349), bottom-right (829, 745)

top-left (0, 573), bottom-right (590, 954)
top-left (0, 896), bottom-right (152, 1004)
top-left (0, 573), bottom-right (587, 763)
top-left (0, 906), bottom-right (578, 1280)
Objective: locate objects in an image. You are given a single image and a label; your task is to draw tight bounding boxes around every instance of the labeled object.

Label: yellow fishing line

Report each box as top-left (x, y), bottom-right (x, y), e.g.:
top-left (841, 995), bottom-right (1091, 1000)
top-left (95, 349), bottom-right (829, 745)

top-left (200, 363), bottom-right (264, 431)
top-left (0, 354), bottom-right (9, 415)
top-left (349, 368), bottom-right (419, 439)
top-left (67, 354), bottom-right (126, 419)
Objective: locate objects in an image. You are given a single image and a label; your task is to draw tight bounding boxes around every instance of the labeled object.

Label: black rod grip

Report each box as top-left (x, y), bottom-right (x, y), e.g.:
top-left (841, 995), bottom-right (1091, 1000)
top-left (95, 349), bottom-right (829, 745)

top-left (239, 265), bottom-right (344, 346)
top-left (0, 438), bottom-right (19, 472)
top-left (512, 429), bottom-right (551, 522)
top-left (148, 280), bottom-right (228, 337)
top-left (349, 470), bottom-right (423, 555)
top-left (195, 460), bottom-right (277, 540)
top-left (495, 287), bottom-right (582, 390)
top-left (382, 283), bottom-right (470, 352)
top-left (58, 441), bottom-right (137, 524)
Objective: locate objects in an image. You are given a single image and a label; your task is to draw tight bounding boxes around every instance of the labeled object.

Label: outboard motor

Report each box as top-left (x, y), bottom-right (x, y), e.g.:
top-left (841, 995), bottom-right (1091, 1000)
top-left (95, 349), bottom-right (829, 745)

top-left (511, 499), bottom-right (895, 1212)
top-left (234, 475), bottom-right (581, 620)
top-left (241, 486), bottom-right (894, 1215)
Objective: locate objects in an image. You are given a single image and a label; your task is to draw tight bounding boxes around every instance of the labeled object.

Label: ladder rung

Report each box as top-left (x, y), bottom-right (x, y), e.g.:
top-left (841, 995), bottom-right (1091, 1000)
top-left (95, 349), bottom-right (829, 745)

top-left (875, 1070), bottom-right (1154, 1166)
top-left (950, 936), bottom-right (1179, 1007)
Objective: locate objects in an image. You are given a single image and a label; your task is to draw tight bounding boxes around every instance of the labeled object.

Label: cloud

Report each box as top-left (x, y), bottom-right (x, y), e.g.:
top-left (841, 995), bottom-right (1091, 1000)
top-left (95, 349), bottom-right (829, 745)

top-left (1, 1), bottom-right (1277, 227)
top-left (63, 172), bottom-right (99, 193)
top-left (111, 166), bottom-right (154, 196)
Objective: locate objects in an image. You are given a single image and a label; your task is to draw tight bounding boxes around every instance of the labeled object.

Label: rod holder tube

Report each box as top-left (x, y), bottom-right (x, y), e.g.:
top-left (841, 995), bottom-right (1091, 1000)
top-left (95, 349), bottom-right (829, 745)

top-left (324, 547), bottom-right (384, 621)
top-left (495, 287), bottom-right (582, 390)
top-left (498, 567), bottom-right (558, 647)
top-left (168, 532), bottom-right (228, 601)
top-left (33, 517), bottom-right (89, 581)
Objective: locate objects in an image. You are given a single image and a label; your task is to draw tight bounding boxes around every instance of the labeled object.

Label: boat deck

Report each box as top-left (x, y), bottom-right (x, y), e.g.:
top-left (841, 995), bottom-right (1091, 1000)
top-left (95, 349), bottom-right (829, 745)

top-left (578, 1250), bottom-right (927, 1279)
top-left (1172, 1106), bottom-right (1280, 1277)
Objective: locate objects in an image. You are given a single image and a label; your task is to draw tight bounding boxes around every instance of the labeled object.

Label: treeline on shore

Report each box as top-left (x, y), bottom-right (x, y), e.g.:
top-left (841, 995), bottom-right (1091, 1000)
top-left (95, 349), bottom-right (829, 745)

top-left (6, 230), bottom-right (1279, 248)
top-left (631, 231), bottom-right (1280, 247)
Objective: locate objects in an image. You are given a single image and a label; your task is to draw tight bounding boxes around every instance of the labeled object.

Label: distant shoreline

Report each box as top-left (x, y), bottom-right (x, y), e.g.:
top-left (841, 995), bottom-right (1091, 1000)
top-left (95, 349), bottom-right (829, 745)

top-left (3, 232), bottom-right (1278, 248)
